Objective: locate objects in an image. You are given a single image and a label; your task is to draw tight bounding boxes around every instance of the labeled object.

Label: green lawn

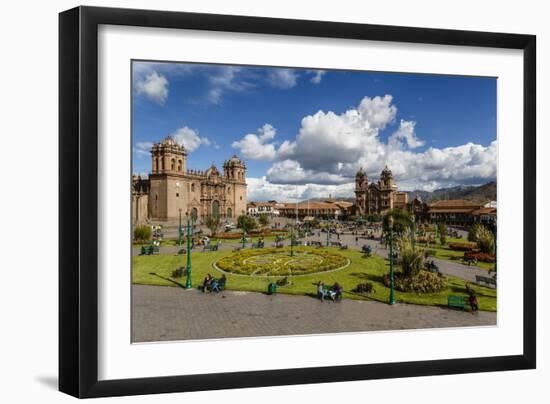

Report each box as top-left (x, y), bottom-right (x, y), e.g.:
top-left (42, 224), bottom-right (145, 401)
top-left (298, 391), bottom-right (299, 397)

top-left (420, 237), bottom-right (496, 270)
top-left (132, 247), bottom-right (496, 311)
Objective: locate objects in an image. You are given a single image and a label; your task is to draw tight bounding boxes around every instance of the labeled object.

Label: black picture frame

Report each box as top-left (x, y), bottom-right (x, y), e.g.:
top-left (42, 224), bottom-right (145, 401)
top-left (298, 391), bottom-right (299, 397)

top-left (59, 5), bottom-right (536, 398)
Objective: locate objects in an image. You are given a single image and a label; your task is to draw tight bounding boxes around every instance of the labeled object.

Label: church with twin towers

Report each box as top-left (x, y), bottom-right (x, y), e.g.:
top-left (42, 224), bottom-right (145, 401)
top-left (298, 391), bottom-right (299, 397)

top-left (132, 136), bottom-right (248, 224)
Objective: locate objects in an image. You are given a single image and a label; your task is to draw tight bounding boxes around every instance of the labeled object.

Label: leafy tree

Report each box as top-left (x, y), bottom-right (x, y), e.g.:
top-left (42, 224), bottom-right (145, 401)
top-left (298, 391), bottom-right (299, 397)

top-left (258, 215), bottom-right (270, 228)
top-left (133, 224), bottom-right (152, 243)
top-left (367, 213), bottom-right (382, 223)
top-left (309, 217), bottom-right (320, 228)
top-left (204, 215), bottom-right (221, 237)
top-left (383, 209), bottom-right (413, 236)
top-left (237, 215), bottom-right (257, 234)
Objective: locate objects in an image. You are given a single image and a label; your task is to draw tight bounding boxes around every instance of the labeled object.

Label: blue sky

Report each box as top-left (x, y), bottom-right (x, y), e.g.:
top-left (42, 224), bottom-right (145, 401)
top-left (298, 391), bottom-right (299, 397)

top-left (132, 61), bottom-right (497, 201)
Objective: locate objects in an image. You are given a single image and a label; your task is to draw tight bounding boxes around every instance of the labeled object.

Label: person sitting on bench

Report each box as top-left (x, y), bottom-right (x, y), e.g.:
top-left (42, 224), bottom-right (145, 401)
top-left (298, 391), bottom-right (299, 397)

top-left (331, 282), bottom-right (343, 301)
top-left (202, 274), bottom-right (213, 292)
top-left (317, 281), bottom-right (326, 301)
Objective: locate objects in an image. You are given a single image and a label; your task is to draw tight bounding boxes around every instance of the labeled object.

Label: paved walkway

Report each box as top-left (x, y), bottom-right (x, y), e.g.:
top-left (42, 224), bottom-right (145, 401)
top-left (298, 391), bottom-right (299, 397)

top-left (132, 285), bottom-right (496, 342)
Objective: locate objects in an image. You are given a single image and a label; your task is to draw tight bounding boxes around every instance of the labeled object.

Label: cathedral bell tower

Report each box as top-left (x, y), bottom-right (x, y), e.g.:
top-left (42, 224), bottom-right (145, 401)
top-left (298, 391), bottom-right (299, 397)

top-left (354, 167), bottom-right (368, 216)
top-left (149, 136), bottom-right (188, 221)
top-left (223, 155), bottom-right (247, 217)
top-left (151, 136), bottom-right (187, 175)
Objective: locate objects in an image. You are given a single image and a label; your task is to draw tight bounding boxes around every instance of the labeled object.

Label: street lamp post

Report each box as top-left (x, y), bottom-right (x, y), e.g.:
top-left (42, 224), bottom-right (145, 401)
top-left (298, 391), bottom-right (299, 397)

top-left (326, 226), bottom-right (330, 247)
top-left (388, 216), bottom-right (396, 305)
top-left (178, 209), bottom-right (182, 250)
top-left (241, 231), bottom-right (247, 249)
top-left (290, 226), bottom-right (294, 257)
top-left (185, 214), bottom-right (192, 289)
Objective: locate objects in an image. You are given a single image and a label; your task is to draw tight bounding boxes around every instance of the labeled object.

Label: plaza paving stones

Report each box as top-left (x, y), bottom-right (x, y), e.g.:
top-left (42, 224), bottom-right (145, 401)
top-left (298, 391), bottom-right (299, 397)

top-left (132, 284), bottom-right (496, 342)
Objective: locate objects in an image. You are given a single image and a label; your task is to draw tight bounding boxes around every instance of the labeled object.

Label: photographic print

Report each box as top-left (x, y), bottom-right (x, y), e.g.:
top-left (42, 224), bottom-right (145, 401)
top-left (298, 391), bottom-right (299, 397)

top-left (131, 60), bottom-right (497, 343)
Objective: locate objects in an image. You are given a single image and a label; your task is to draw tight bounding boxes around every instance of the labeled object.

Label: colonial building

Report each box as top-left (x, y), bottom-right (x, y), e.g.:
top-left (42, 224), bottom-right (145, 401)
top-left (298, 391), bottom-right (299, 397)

top-left (278, 200), bottom-right (354, 220)
top-left (427, 199), bottom-right (496, 226)
top-left (247, 201), bottom-right (280, 217)
top-left (132, 136), bottom-right (247, 223)
top-left (354, 166), bottom-right (408, 215)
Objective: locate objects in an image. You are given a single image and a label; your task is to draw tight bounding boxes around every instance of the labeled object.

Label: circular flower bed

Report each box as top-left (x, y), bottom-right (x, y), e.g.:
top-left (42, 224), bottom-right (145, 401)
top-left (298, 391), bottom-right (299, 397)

top-left (383, 271), bottom-right (446, 293)
top-left (215, 247), bottom-right (349, 276)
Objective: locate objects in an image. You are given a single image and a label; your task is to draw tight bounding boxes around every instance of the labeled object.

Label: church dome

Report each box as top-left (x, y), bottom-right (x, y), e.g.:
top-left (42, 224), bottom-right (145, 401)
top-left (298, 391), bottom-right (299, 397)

top-left (163, 136), bottom-right (176, 146)
top-left (225, 155), bottom-right (244, 166)
top-left (356, 166), bottom-right (366, 178)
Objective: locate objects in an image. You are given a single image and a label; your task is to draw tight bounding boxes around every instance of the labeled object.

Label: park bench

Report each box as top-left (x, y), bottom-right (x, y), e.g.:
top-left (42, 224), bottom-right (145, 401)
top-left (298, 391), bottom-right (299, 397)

top-left (476, 275), bottom-right (497, 288)
top-left (320, 286), bottom-right (342, 302)
top-left (211, 275), bottom-right (226, 292)
top-left (140, 245), bottom-right (159, 255)
top-left (251, 241), bottom-right (265, 248)
top-left (447, 295), bottom-right (466, 310)
top-left (463, 256), bottom-right (478, 266)
top-left (330, 241), bottom-right (341, 247)
top-left (424, 260), bottom-right (440, 273)
top-left (202, 275), bottom-right (227, 292)
top-left (202, 244), bottom-right (219, 252)
top-left (339, 244), bottom-right (348, 250)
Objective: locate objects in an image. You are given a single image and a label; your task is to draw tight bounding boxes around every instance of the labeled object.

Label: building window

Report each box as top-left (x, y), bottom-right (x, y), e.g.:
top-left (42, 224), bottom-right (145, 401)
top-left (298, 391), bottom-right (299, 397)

top-left (178, 160), bottom-right (182, 172)
top-left (191, 183), bottom-right (195, 192)
top-left (240, 196), bottom-right (242, 200)
top-left (176, 193), bottom-right (179, 198)
top-left (171, 159), bottom-right (175, 171)
top-left (161, 159), bottom-right (165, 170)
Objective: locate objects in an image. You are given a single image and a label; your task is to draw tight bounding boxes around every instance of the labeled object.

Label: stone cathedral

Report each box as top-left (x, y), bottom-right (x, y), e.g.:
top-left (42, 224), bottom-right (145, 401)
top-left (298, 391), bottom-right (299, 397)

top-left (132, 136), bottom-right (247, 223)
top-left (354, 165), bottom-right (408, 215)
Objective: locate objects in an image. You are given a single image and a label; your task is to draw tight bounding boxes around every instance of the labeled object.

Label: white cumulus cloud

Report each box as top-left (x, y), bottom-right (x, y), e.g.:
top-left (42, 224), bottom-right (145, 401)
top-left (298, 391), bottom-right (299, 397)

top-left (135, 71), bottom-right (169, 105)
top-left (388, 120), bottom-right (425, 149)
top-left (133, 141), bottom-right (154, 158)
top-left (309, 70), bottom-right (326, 84)
top-left (246, 94), bottom-right (496, 191)
top-left (171, 126), bottom-right (211, 152)
top-left (247, 177), bottom-right (355, 202)
top-left (267, 69), bottom-right (299, 89)
top-left (231, 124), bottom-right (278, 161)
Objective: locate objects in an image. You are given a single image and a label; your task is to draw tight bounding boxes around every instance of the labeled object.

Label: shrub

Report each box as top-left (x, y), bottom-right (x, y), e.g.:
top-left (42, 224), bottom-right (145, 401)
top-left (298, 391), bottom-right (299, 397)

top-left (464, 251), bottom-right (496, 263)
top-left (384, 271), bottom-right (446, 293)
top-left (134, 225), bottom-right (152, 243)
top-left (438, 223), bottom-right (447, 245)
top-left (400, 241), bottom-right (424, 277)
top-left (354, 282), bottom-right (375, 294)
top-left (468, 224), bottom-right (495, 252)
top-left (449, 242), bottom-right (478, 251)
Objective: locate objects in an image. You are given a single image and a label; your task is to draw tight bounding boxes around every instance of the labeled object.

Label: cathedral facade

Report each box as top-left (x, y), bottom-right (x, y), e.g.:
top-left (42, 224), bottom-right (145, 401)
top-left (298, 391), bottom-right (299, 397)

top-left (354, 165), bottom-right (408, 216)
top-left (132, 136), bottom-right (247, 223)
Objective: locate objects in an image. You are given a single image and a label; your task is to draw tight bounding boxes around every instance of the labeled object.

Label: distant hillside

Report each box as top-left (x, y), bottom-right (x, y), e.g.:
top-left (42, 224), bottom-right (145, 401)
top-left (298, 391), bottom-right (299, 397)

top-left (292, 182), bottom-right (496, 205)
top-left (407, 181), bottom-right (496, 202)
